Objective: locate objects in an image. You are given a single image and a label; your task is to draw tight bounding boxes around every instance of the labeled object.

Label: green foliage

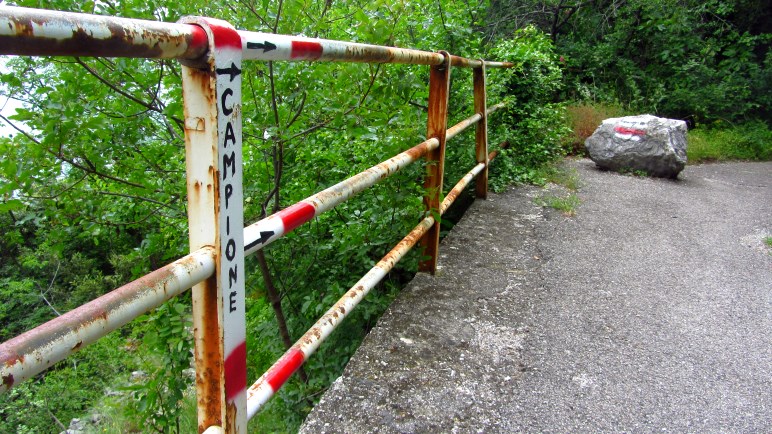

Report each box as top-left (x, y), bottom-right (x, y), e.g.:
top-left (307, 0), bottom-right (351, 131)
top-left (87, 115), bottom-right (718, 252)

top-left (687, 121), bottom-right (772, 162)
top-left (121, 301), bottom-right (194, 433)
top-left (0, 0), bottom-right (517, 432)
top-left (0, 333), bottom-right (135, 434)
top-left (553, 0), bottom-right (771, 123)
top-left (486, 26), bottom-right (571, 189)
top-left (617, 167), bottom-right (651, 177)
top-left (545, 165), bottom-right (580, 191)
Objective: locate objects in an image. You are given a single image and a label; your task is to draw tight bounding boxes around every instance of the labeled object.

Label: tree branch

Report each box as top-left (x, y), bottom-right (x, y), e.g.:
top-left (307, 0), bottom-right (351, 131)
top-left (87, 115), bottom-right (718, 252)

top-left (0, 114), bottom-right (155, 191)
top-left (286, 64), bottom-right (381, 142)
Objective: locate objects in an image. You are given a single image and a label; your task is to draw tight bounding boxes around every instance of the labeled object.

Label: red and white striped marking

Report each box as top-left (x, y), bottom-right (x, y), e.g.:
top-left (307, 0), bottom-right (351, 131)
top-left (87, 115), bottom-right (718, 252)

top-left (189, 16), bottom-right (248, 432)
top-left (613, 119), bottom-right (647, 141)
top-left (240, 31), bottom-right (442, 65)
top-left (242, 106), bottom-right (508, 257)
top-left (243, 137), bottom-right (441, 256)
top-left (211, 17), bottom-right (247, 422)
top-left (243, 201), bottom-right (316, 255)
top-left (244, 141), bottom-right (506, 419)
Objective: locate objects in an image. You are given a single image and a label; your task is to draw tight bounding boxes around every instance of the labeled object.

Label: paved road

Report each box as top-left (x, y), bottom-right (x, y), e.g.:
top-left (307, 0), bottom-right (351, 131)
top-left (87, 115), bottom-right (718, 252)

top-left (301, 159), bottom-right (771, 433)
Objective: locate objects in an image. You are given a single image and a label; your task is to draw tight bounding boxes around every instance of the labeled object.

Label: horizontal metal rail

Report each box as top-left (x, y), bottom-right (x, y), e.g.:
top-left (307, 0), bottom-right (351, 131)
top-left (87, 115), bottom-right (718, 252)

top-left (0, 105), bottom-right (507, 393)
top-left (0, 6), bottom-right (513, 69)
top-left (242, 103), bottom-right (507, 256)
top-left (0, 6), bottom-right (207, 59)
top-left (0, 248), bottom-right (215, 391)
top-left (245, 142), bottom-right (510, 416)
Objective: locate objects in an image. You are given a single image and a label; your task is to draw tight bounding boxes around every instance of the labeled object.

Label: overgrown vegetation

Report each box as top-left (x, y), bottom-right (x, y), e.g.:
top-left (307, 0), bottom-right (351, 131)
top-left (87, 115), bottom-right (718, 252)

top-left (687, 121), bottom-right (772, 162)
top-left (1, 0), bottom-right (770, 433)
top-left (487, 26), bottom-right (571, 189)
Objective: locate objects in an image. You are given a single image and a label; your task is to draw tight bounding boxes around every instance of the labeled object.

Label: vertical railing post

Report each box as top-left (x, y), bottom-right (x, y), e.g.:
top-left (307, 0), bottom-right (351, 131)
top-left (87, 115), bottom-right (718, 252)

top-left (473, 60), bottom-right (489, 198)
top-left (180, 17), bottom-right (247, 434)
top-left (419, 51), bottom-right (451, 274)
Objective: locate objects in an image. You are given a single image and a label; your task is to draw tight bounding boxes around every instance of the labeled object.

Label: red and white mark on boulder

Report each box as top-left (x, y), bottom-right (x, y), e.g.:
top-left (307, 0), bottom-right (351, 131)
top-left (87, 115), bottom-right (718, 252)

top-left (614, 125), bottom-right (647, 136)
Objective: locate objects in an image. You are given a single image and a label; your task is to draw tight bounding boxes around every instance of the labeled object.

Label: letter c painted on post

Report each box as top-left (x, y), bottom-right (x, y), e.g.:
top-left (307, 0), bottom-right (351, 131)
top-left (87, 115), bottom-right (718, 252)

top-left (221, 88), bottom-right (234, 116)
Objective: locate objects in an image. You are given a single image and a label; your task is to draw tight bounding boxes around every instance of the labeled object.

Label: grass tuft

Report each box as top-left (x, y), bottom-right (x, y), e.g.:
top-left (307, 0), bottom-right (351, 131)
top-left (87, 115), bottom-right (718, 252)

top-left (545, 165), bottom-right (581, 191)
top-left (536, 193), bottom-right (581, 217)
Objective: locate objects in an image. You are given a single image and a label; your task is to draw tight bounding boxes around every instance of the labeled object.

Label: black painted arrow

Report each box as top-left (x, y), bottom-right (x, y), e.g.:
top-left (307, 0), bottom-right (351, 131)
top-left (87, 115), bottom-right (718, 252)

top-left (247, 41), bottom-right (277, 52)
top-left (215, 62), bottom-right (242, 82)
top-left (244, 230), bottom-right (276, 252)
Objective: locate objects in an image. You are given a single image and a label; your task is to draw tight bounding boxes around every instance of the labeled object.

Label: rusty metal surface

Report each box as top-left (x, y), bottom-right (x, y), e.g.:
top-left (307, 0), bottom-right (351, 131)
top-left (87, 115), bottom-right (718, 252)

top-left (0, 6), bottom-right (207, 59)
top-left (486, 102), bottom-right (507, 116)
top-left (0, 104), bottom-right (507, 395)
top-left (449, 56), bottom-right (514, 69)
top-left (240, 32), bottom-right (512, 69)
top-left (241, 31), bottom-right (443, 66)
top-left (181, 15), bottom-right (250, 432)
top-left (442, 141), bottom-right (508, 215)
top-left (243, 137), bottom-right (439, 255)
top-left (243, 103), bottom-right (508, 256)
top-left (0, 10), bottom-right (522, 433)
top-left (446, 113), bottom-right (482, 140)
top-left (0, 7), bottom-right (513, 70)
top-left (0, 247), bottom-right (215, 393)
top-left (246, 214), bottom-right (437, 418)
top-left (244, 141), bottom-right (511, 416)
top-left (474, 63), bottom-right (489, 199)
top-left (180, 42), bottom-right (225, 433)
top-left (419, 52), bottom-right (451, 274)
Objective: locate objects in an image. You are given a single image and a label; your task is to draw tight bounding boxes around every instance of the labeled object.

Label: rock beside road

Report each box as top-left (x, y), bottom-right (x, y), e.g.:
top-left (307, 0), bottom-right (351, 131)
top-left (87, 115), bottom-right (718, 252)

top-left (585, 114), bottom-right (687, 178)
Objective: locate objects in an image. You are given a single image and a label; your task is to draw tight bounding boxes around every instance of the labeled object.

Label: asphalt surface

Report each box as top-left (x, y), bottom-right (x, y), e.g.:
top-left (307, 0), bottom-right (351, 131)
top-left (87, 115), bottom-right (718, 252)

top-left (300, 159), bottom-right (772, 433)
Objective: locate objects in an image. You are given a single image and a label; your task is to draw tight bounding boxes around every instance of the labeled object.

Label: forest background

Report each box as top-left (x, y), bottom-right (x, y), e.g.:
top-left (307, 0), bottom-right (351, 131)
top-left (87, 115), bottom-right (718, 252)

top-left (0, 0), bottom-right (769, 432)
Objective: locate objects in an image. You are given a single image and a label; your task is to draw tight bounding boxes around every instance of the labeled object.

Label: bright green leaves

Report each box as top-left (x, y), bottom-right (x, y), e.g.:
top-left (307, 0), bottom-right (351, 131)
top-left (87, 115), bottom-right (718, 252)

top-left (124, 301), bottom-right (193, 432)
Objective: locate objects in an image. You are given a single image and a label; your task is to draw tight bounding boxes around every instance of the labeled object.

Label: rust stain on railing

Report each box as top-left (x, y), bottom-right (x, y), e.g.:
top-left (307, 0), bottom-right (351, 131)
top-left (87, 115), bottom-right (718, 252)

top-left (0, 6), bottom-right (517, 432)
top-left (0, 247), bottom-right (216, 392)
top-left (0, 7), bottom-right (208, 59)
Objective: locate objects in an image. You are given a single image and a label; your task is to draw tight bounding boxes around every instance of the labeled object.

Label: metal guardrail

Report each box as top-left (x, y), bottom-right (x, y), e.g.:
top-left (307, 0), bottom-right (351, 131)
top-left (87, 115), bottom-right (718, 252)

top-left (0, 6), bottom-right (513, 433)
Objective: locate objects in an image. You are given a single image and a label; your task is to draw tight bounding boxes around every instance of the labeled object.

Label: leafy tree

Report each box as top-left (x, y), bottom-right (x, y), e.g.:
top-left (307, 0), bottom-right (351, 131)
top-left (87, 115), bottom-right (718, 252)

top-left (483, 0), bottom-right (771, 124)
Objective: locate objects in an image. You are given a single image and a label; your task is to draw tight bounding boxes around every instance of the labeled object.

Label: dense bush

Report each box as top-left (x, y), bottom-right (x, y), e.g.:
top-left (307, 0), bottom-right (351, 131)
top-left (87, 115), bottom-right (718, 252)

top-left (558, 0), bottom-right (771, 124)
top-left (0, 0), bottom-right (516, 432)
top-left (487, 26), bottom-right (571, 188)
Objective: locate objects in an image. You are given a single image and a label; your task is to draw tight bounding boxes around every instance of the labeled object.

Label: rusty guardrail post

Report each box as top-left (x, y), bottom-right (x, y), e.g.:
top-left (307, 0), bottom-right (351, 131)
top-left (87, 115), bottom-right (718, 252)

top-left (179, 17), bottom-right (247, 433)
top-left (473, 60), bottom-right (489, 198)
top-left (419, 51), bottom-right (451, 274)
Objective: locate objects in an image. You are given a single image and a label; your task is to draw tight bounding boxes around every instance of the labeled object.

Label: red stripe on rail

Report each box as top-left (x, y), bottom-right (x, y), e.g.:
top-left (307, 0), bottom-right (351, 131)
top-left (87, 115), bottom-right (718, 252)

top-left (189, 26), bottom-right (209, 52)
top-left (291, 41), bottom-right (323, 60)
top-left (210, 23), bottom-right (242, 50)
top-left (224, 341), bottom-right (247, 401)
top-left (266, 348), bottom-right (305, 391)
top-left (278, 202), bottom-right (316, 233)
